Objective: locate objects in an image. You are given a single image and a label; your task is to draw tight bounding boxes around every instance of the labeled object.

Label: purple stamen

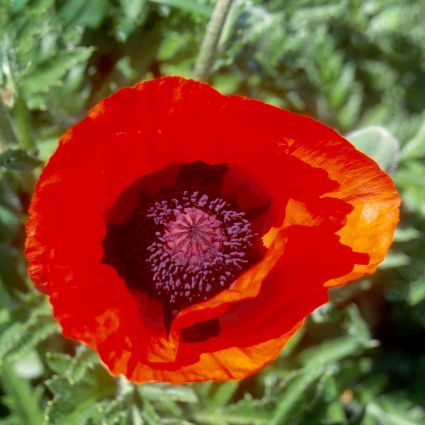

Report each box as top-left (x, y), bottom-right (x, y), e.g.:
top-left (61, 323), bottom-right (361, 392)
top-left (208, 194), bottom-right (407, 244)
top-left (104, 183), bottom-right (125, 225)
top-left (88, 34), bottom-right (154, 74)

top-left (146, 192), bottom-right (255, 305)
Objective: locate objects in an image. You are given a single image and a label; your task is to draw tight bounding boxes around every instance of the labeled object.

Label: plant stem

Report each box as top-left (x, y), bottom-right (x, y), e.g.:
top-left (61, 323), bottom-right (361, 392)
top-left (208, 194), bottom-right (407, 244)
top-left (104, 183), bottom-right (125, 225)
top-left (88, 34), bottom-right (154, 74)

top-left (0, 98), bottom-right (18, 147)
top-left (14, 95), bottom-right (36, 152)
top-left (194, 0), bottom-right (234, 82)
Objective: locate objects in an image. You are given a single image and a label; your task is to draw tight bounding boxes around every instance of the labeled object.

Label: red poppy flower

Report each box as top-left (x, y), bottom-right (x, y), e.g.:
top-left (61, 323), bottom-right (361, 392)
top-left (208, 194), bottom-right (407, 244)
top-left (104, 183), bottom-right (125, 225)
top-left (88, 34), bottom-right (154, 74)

top-left (25, 76), bottom-right (400, 383)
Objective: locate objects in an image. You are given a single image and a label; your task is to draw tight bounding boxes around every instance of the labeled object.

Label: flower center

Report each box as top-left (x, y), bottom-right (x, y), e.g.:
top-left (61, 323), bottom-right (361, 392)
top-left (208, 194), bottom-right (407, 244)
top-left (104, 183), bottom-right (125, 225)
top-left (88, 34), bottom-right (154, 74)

top-left (146, 192), bottom-right (255, 306)
top-left (102, 161), bottom-right (269, 335)
top-left (162, 207), bottom-right (224, 267)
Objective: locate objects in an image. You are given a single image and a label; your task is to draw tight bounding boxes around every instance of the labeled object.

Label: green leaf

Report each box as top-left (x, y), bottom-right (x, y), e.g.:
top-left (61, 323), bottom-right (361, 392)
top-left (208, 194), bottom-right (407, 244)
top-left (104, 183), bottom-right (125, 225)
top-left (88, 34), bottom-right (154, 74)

top-left (329, 64), bottom-right (356, 109)
top-left (45, 369), bottom-right (115, 425)
top-left (336, 89), bottom-right (363, 130)
top-left (121, 0), bottom-right (147, 19)
top-left (20, 48), bottom-right (93, 96)
top-left (0, 320), bottom-right (25, 362)
top-left (380, 251), bottom-right (411, 269)
top-left (46, 345), bottom-right (100, 384)
top-left (0, 275), bottom-right (18, 310)
top-left (0, 100), bottom-right (18, 145)
top-left (13, 350), bottom-right (44, 379)
top-left (65, 345), bottom-right (99, 384)
top-left (11, 0), bottom-right (55, 57)
top-left (195, 398), bottom-right (271, 425)
top-left (0, 302), bottom-right (59, 363)
top-left (46, 378), bottom-right (102, 425)
top-left (270, 366), bottom-right (326, 425)
top-left (130, 405), bottom-right (144, 425)
top-left (344, 304), bottom-right (373, 345)
top-left (395, 160), bottom-right (425, 216)
top-left (407, 274), bottom-right (425, 305)
top-left (301, 373), bottom-right (345, 424)
top-left (366, 396), bottom-right (425, 425)
top-left (347, 126), bottom-right (400, 173)
top-left (57, 0), bottom-right (109, 28)
top-left (394, 226), bottom-right (421, 242)
top-left (148, 0), bottom-right (212, 17)
top-left (141, 399), bottom-right (162, 425)
top-left (204, 381), bottom-right (239, 411)
top-left (299, 337), bottom-right (363, 368)
top-left (138, 383), bottom-right (198, 404)
top-left (3, 316), bottom-right (60, 362)
top-left (0, 149), bottom-right (42, 170)
top-left (46, 352), bottom-right (73, 375)
top-left (0, 363), bottom-right (44, 425)
top-left (400, 117), bottom-right (425, 160)
top-left (96, 397), bottom-right (131, 425)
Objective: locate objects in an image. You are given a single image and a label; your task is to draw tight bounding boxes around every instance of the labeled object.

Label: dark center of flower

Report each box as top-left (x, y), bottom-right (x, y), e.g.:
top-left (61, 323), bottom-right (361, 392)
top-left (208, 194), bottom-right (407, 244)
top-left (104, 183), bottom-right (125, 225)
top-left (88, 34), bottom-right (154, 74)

top-left (146, 192), bottom-right (255, 306)
top-left (154, 206), bottom-right (224, 268)
top-left (102, 161), bottom-right (269, 336)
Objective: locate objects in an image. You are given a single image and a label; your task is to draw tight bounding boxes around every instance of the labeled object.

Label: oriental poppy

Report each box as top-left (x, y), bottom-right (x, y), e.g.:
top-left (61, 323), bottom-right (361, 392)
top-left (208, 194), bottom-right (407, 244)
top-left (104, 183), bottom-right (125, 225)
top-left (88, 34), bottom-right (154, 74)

top-left (25, 76), bottom-right (400, 383)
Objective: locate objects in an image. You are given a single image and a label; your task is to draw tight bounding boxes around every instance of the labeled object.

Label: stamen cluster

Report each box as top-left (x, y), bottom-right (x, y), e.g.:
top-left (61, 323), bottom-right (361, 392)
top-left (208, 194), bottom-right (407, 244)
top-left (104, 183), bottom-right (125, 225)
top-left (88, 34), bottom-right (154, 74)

top-left (146, 191), bottom-right (255, 305)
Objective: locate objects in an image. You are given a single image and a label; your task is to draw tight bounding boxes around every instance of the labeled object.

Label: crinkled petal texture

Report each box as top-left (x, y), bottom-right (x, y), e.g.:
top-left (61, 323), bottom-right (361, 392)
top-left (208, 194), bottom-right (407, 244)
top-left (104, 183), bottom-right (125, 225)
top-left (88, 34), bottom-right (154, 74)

top-left (25, 76), bottom-right (400, 383)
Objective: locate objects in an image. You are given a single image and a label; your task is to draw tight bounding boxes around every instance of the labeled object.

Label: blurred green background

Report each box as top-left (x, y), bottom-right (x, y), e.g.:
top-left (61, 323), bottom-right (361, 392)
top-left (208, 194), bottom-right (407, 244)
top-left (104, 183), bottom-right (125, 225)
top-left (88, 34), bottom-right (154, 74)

top-left (0, 0), bottom-right (425, 424)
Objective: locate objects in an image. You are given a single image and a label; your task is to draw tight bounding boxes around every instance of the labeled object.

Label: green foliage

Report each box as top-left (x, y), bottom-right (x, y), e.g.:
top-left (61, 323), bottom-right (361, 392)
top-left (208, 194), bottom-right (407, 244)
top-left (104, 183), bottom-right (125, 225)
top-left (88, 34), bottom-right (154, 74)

top-left (0, 149), bottom-right (42, 171)
top-left (0, 0), bottom-right (93, 110)
top-left (0, 0), bottom-right (424, 424)
top-left (347, 126), bottom-right (400, 173)
top-left (0, 364), bottom-right (44, 425)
